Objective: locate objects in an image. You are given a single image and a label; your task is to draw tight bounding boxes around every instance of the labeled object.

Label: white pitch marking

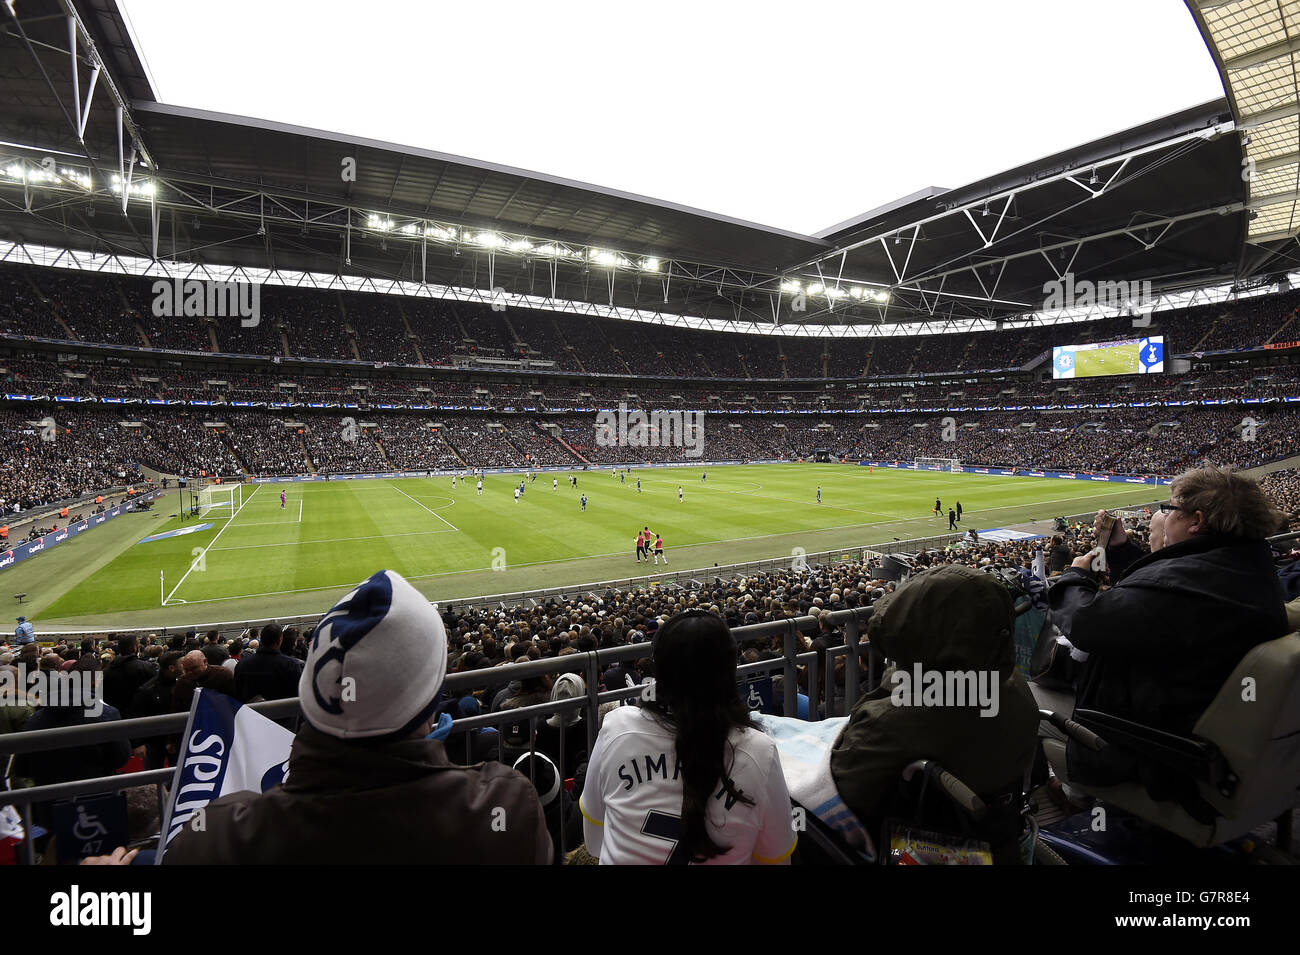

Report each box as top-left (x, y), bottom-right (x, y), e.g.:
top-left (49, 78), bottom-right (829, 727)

top-left (163, 483), bottom-right (262, 605)
top-left (210, 527), bottom-right (456, 552)
top-left (387, 482), bottom-right (458, 530)
top-left (154, 471), bottom-right (1154, 607)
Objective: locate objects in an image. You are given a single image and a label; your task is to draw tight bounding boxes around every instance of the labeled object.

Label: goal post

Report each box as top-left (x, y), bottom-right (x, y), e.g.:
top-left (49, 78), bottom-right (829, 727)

top-left (916, 456), bottom-right (962, 472)
top-left (196, 482), bottom-right (242, 518)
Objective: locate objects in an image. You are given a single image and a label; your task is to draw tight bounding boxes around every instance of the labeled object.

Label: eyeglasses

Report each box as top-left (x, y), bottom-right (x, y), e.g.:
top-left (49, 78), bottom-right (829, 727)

top-left (1159, 502), bottom-right (1194, 514)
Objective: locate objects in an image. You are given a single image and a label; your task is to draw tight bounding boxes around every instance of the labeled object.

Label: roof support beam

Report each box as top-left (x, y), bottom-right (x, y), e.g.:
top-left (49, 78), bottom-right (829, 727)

top-left (67, 15), bottom-right (101, 143)
top-left (893, 204), bottom-right (1239, 293)
top-left (785, 122), bottom-right (1232, 275)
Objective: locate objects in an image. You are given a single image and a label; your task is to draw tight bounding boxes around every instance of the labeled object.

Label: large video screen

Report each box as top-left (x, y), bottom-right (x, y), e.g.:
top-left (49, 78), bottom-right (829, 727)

top-left (1052, 337), bottom-right (1163, 379)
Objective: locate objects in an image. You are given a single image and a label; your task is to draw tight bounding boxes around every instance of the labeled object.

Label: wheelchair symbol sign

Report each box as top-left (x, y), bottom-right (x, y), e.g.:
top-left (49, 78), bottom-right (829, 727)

top-left (74, 805), bottom-right (109, 841)
top-left (738, 677), bottom-right (775, 714)
top-left (52, 793), bottom-right (128, 861)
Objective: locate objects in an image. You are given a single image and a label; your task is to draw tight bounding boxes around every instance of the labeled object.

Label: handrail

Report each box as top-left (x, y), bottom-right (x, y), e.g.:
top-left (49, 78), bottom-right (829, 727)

top-left (1, 608), bottom-right (876, 864)
top-left (0, 609), bottom-right (874, 760)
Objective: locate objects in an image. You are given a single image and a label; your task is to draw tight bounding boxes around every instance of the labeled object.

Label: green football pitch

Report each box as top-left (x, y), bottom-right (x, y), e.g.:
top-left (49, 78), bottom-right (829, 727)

top-left (18, 464), bottom-right (1163, 631)
top-left (1074, 341), bottom-right (1140, 378)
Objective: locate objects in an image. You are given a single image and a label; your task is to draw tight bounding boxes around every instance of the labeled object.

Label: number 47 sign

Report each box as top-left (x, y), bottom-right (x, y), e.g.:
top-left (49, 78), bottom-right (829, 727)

top-left (52, 793), bottom-right (129, 862)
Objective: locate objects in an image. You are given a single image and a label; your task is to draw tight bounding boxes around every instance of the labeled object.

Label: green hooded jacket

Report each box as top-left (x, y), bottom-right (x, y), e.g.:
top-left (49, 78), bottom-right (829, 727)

top-left (829, 564), bottom-right (1040, 828)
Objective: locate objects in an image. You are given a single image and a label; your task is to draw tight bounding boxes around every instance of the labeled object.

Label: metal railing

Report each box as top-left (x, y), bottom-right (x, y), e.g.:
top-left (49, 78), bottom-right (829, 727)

top-left (0, 607), bottom-right (877, 863)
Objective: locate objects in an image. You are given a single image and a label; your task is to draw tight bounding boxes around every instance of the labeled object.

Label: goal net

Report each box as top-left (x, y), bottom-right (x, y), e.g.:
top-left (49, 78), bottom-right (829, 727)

top-left (196, 483), bottom-right (242, 518)
top-left (916, 457), bottom-right (962, 472)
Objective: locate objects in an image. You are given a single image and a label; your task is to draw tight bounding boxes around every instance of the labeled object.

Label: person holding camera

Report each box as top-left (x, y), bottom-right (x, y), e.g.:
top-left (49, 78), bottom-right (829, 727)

top-left (1045, 464), bottom-right (1288, 792)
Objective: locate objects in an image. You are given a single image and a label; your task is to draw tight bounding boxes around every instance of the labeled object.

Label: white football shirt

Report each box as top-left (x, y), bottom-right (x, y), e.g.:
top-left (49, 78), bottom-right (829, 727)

top-left (580, 706), bottom-right (797, 865)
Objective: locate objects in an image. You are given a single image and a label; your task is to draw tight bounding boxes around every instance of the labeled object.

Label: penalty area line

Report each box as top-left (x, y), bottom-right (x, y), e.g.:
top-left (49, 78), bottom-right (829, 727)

top-left (387, 482), bottom-right (458, 530)
top-left (163, 483), bottom-right (261, 605)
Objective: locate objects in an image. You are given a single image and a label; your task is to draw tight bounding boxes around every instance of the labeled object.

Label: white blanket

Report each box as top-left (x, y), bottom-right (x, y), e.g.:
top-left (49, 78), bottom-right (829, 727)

top-left (752, 714), bottom-right (874, 857)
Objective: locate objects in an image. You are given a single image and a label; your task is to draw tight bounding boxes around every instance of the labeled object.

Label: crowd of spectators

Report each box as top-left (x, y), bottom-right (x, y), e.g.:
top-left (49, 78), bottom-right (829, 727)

top-left (375, 418), bottom-right (464, 471)
top-left (340, 293), bottom-right (417, 364)
top-left (1259, 469), bottom-right (1300, 531)
top-left (276, 288), bottom-right (356, 362)
top-left (137, 415), bottom-right (243, 478)
top-left (0, 409), bottom-right (146, 513)
top-left (303, 418), bottom-right (389, 474)
top-left (12, 263), bottom-right (1300, 380)
top-left (0, 267), bottom-right (72, 341)
top-left (3, 401), bottom-right (1298, 502)
top-left (211, 411), bottom-right (302, 476)
top-left (435, 420), bottom-right (527, 469)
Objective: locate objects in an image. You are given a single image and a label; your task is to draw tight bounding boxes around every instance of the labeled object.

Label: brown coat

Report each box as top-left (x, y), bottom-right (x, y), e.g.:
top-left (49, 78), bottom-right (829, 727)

top-left (164, 723), bottom-right (552, 865)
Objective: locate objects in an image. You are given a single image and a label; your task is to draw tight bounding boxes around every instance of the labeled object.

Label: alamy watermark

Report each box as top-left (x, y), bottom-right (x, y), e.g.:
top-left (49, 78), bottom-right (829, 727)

top-left (594, 402), bottom-right (704, 458)
top-left (1042, 272), bottom-right (1153, 327)
top-left (889, 663), bottom-right (1000, 717)
top-left (49, 885), bottom-right (151, 935)
top-left (152, 278), bottom-right (260, 327)
top-left (1, 665), bottom-right (103, 716)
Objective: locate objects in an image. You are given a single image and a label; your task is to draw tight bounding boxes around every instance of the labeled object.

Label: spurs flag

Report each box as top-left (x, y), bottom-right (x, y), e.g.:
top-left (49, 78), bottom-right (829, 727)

top-left (157, 689), bottom-right (295, 861)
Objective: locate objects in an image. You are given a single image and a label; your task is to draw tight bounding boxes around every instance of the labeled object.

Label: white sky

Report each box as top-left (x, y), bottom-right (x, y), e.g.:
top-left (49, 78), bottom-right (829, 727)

top-left (116, 0), bottom-right (1226, 236)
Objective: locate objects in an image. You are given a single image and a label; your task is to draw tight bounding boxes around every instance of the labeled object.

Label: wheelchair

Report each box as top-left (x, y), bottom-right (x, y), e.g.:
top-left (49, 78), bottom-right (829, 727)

top-left (793, 632), bottom-right (1300, 865)
top-left (793, 749), bottom-right (1067, 866)
top-left (1037, 631), bottom-right (1300, 865)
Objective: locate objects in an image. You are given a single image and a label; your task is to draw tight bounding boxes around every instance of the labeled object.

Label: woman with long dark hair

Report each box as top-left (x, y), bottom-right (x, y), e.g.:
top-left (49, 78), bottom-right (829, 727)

top-left (579, 611), bottom-right (796, 864)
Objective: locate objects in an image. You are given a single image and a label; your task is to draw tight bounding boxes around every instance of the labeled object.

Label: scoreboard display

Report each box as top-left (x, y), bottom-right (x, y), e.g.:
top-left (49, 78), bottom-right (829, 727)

top-left (1052, 337), bottom-right (1163, 379)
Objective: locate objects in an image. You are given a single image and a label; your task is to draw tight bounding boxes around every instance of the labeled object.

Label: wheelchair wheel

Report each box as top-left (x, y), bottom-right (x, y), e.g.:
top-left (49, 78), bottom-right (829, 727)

top-left (1033, 837), bottom-right (1068, 866)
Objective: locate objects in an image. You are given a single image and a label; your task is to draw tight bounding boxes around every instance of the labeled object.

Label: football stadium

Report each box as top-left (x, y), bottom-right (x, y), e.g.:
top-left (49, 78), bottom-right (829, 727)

top-left (1, 0), bottom-right (1298, 902)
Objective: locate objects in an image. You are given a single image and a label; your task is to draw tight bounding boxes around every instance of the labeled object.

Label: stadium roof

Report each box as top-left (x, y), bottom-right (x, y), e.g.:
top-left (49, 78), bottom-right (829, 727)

top-left (1187, 0), bottom-right (1300, 245)
top-left (0, 0), bottom-right (1292, 335)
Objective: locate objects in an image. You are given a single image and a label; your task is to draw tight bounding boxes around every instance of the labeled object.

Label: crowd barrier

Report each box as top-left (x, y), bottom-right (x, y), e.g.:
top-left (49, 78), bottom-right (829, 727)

top-left (0, 608), bottom-right (877, 863)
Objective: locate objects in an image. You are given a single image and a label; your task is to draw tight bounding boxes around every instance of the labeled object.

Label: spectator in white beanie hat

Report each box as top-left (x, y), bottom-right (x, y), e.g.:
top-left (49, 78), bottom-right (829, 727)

top-left (165, 569), bottom-right (552, 865)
